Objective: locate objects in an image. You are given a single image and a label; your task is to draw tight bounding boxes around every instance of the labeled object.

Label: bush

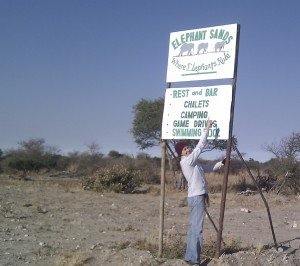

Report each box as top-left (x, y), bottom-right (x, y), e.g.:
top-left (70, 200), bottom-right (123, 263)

top-left (262, 157), bottom-right (300, 195)
top-left (0, 138), bottom-right (64, 174)
top-left (82, 165), bottom-right (141, 193)
top-left (1, 150), bottom-right (69, 174)
top-left (1, 151), bottom-right (44, 174)
top-left (67, 151), bottom-right (105, 175)
top-left (102, 155), bottom-right (160, 185)
top-left (134, 157), bottom-right (160, 184)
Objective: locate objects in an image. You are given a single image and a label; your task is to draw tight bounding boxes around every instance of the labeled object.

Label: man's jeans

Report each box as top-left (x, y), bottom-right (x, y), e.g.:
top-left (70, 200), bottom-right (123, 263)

top-left (184, 195), bottom-right (205, 263)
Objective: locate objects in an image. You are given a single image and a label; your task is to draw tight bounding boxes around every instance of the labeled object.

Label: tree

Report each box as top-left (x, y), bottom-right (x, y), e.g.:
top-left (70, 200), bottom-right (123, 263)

top-left (108, 150), bottom-right (123, 158)
top-left (262, 131), bottom-right (300, 194)
top-left (85, 142), bottom-right (103, 157)
top-left (263, 132), bottom-right (300, 160)
top-left (0, 138), bottom-right (64, 174)
top-left (131, 98), bottom-right (164, 149)
top-left (18, 138), bottom-right (60, 156)
top-left (18, 138), bottom-right (45, 154)
top-left (136, 152), bottom-right (150, 159)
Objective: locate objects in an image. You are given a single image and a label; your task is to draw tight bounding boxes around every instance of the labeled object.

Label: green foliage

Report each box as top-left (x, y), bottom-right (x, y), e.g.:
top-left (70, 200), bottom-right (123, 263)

top-left (108, 150), bottom-right (123, 158)
top-left (82, 165), bottom-right (141, 193)
top-left (0, 138), bottom-right (63, 173)
top-left (0, 139), bottom-right (158, 184)
top-left (9, 156), bottom-right (42, 172)
top-left (0, 139), bottom-right (107, 175)
top-left (131, 98), bottom-right (164, 149)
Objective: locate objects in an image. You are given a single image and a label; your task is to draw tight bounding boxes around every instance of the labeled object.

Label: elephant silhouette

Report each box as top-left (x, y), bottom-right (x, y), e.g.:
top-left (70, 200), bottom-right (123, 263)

top-left (178, 43), bottom-right (194, 56)
top-left (214, 41), bottom-right (226, 52)
top-left (196, 42), bottom-right (208, 54)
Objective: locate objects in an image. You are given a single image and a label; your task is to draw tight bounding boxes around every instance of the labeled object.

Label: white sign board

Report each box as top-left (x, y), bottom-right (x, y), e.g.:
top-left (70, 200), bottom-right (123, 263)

top-left (166, 24), bottom-right (238, 82)
top-left (162, 85), bottom-right (232, 140)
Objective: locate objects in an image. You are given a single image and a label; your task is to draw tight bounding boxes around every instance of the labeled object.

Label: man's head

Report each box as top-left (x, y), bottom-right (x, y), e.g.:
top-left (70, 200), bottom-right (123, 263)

top-left (175, 141), bottom-right (190, 157)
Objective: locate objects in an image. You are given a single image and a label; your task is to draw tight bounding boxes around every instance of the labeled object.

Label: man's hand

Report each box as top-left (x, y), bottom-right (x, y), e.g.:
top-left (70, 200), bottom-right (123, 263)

top-left (222, 157), bottom-right (226, 165)
top-left (205, 119), bottom-right (214, 130)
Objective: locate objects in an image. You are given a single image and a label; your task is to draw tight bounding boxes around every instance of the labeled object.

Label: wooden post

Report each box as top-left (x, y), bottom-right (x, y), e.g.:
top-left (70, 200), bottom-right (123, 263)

top-left (215, 24), bottom-right (240, 258)
top-left (158, 140), bottom-right (167, 257)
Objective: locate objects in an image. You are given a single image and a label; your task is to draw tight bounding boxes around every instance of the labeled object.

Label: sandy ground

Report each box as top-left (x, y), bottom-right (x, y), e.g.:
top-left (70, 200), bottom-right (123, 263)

top-left (0, 175), bottom-right (299, 266)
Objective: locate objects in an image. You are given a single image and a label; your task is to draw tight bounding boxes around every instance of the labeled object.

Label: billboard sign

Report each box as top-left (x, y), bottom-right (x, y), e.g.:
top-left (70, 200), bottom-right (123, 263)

top-left (166, 24), bottom-right (238, 82)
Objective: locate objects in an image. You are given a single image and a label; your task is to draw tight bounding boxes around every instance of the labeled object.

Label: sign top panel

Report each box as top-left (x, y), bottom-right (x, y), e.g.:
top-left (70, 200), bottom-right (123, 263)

top-left (166, 24), bottom-right (238, 82)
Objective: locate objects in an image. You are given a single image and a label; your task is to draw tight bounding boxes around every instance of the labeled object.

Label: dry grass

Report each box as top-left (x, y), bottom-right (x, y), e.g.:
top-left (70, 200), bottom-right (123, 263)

top-left (55, 252), bottom-right (93, 266)
top-left (134, 228), bottom-right (248, 260)
top-left (222, 236), bottom-right (247, 254)
top-left (206, 172), bottom-right (257, 193)
top-left (163, 170), bottom-right (258, 194)
top-left (110, 241), bottom-right (132, 251)
top-left (132, 227), bottom-right (186, 259)
top-left (1, 169), bottom-right (257, 196)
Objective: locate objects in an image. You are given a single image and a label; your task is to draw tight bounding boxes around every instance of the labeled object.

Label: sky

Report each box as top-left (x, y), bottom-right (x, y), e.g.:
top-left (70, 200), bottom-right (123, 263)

top-left (1, 0), bottom-right (300, 162)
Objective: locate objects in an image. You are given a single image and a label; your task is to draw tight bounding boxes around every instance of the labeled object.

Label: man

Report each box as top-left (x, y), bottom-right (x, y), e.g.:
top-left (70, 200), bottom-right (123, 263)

top-left (175, 120), bottom-right (224, 265)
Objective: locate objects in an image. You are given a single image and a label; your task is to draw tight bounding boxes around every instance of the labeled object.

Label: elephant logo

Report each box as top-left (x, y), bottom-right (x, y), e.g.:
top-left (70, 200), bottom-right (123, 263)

top-left (214, 41), bottom-right (226, 52)
top-left (196, 42), bottom-right (208, 54)
top-left (178, 42), bottom-right (194, 56)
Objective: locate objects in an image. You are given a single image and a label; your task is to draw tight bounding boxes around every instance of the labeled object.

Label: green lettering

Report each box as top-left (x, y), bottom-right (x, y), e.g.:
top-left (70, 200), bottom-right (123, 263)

top-left (180, 34), bottom-right (186, 44)
top-left (187, 31), bottom-right (195, 42)
top-left (173, 120), bottom-right (189, 127)
top-left (226, 36), bottom-right (233, 44)
top-left (172, 128), bottom-right (202, 137)
top-left (172, 89), bottom-right (189, 98)
top-left (218, 29), bottom-right (225, 39)
top-left (172, 40), bottom-right (178, 49)
top-left (205, 88), bottom-right (218, 96)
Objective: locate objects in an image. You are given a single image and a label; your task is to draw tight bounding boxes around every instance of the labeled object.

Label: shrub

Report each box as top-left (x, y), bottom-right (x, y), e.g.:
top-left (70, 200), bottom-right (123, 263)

top-left (108, 150), bottom-right (123, 158)
top-left (134, 157), bottom-right (160, 184)
top-left (0, 139), bottom-right (64, 174)
top-left (164, 226), bottom-right (185, 259)
top-left (104, 155), bottom-right (160, 185)
top-left (82, 165), bottom-right (141, 193)
top-left (67, 151), bottom-right (106, 175)
top-left (133, 227), bottom-right (185, 259)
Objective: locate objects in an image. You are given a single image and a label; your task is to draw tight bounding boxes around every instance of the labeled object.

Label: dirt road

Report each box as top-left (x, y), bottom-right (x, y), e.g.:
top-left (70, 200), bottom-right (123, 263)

top-left (1, 176), bottom-right (299, 265)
